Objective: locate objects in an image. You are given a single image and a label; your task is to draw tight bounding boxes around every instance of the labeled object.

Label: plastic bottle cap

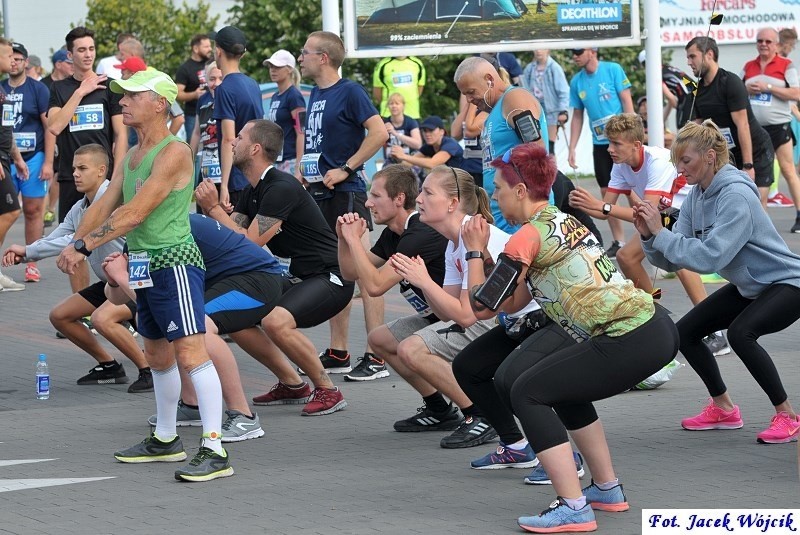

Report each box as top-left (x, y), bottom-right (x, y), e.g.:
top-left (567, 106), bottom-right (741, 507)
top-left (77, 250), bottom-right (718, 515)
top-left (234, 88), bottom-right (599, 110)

top-left (39, 354), bottom-right (47, 361)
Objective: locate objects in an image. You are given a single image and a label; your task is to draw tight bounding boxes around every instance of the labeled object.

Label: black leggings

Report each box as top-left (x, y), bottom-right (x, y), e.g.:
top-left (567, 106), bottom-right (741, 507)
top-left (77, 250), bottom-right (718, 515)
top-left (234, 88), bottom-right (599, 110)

top-left (508, 306), bottom-right (678, 453)
top-left (677, 283), bottom-right (800, 406)
top-left (452, 321), bottom-right (577, 445)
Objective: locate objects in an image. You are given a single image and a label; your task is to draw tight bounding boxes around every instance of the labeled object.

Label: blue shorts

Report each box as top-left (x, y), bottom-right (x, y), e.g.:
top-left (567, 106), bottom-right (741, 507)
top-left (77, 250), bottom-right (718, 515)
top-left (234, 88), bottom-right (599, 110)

top-left (12, 152), bottom-right (47, 198)
top-left (135, 265), bottom-right (206, 341)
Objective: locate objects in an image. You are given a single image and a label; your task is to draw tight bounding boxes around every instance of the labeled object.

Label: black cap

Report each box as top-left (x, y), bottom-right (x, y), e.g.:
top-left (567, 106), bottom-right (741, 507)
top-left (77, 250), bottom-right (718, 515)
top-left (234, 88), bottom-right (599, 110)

top-left (420, 116), bottom-right (445, 130)
top-left (12, 42), bottom-right (28, 59)
top-left (210, 26), bottom-right (247, 55)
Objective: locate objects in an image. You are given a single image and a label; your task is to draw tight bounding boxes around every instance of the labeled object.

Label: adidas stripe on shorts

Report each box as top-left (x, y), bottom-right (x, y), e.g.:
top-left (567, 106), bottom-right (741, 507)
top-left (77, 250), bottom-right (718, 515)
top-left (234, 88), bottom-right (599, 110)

top-left (135, 264), bottom-right (206, 341)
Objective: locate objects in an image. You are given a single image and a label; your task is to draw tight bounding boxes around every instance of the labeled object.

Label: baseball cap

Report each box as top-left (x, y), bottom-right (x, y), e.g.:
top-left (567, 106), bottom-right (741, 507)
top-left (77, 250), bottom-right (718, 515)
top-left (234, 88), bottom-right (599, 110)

top-left (262, 49), bottom-right (295, 68)
top-left (11, 42), bottom-right (28, 58)
top-left (114, 57), bottom-right (147, 73)
top-left (420, 116), bottom-right (445, 130)
top-left (638, 50), bottom-right (646, 64)
top-left (572, 47), bottom-right (599, 55)
top-left (28, 55), bottom-right (41, 68)
top-left (110, 68), bottom-right (179, 105)
top-left (52, 49), bottom-right (72, 64)
top-left (210, 26), bottom-right (247, 55)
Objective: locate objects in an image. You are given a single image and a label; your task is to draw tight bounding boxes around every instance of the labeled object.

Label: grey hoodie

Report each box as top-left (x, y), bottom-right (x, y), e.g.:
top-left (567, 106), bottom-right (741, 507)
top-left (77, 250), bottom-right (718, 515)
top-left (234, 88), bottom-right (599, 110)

top-left (642, 164), bottom-right (800, 298)
top-left (25, 180), bottom-right (125, 282)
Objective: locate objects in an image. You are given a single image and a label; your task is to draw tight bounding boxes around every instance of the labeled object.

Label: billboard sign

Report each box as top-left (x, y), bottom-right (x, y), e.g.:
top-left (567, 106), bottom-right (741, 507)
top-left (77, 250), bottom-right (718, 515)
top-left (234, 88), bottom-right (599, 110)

top-left (660, 0), bottom-right (799, 46)
top-left (343, 0), bottom-right (640, 58)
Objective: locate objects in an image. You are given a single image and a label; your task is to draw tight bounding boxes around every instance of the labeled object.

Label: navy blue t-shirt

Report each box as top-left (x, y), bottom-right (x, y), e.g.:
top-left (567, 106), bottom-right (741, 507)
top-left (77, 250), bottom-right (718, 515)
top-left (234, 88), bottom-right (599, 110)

top-left (213, 73), bottom-right (263, 192)
top-left (420, 136), bottom-right (465, 171)
top-left (268, 85), bottom-right (305, 163)
top-left (304, 78), bottom-right (379, 195)
top-left (189, 213), bottom-right (282, 288)
top-left (1, 77), bottom-right (49, 160)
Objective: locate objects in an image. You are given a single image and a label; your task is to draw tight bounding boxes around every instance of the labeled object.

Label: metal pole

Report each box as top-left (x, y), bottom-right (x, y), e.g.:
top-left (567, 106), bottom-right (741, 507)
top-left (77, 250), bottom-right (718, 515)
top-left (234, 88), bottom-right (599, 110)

top-left (322, 0), bottom-right (340, 35)
top-left (2, 0), bottom-right (9, 38)
top-left (643, 0), bottom-right (664, 148)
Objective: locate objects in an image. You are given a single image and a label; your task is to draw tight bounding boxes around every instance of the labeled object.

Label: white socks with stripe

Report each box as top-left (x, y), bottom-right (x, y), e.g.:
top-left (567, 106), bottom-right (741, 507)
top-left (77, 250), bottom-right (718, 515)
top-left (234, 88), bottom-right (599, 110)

top-left (189, 360), bottom-right (225, 455)
top-left (152, 364), bottom-right (181, 442)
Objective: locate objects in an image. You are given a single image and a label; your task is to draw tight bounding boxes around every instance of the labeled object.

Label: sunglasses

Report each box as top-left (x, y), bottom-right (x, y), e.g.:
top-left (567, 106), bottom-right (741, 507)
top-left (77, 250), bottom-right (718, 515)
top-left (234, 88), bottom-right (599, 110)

top-left (757, 39), bottom-right (774, 44)
top-left (501, 148), bottom-right (525, 183)
top-left (572, 49), bottom-right (586, 56)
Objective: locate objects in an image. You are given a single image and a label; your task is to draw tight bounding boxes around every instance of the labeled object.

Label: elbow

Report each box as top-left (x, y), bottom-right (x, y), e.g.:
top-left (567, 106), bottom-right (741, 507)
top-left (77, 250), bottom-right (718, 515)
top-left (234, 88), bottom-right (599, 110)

top-left (47, 125), bottom-right (61, 137)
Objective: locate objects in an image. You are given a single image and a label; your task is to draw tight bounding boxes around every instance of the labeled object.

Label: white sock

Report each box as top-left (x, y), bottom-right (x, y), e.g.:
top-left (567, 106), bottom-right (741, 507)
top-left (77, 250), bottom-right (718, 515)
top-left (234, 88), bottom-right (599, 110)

top-left (563, 496), bottom-right (587, 510)
top-left (152, 364), bottom-right (181, 441)
top-left (189, 360), bottom-right (224, 455)
top-left (596, 478), bottom-right (619, 490)
top-left (715, 330), bottom-right (724, 337)
top-left (508, 439), bottom-right (529, 451)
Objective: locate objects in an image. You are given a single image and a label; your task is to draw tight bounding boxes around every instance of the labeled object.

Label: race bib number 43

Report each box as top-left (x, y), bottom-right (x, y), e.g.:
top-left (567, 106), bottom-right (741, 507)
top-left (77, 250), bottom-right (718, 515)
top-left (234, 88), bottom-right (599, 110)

top-left (69, 104), bottom-right (105, 132)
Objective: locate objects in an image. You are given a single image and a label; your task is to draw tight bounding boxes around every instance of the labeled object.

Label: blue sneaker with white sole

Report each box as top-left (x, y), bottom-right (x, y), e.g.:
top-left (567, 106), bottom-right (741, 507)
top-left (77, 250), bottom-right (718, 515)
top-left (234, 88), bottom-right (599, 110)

top-left (470, 442), bottom-right (539, 469)
top-left (524, 451), bottom-right (585, 485)
top-left (518, 498), bottom-right (597, 533)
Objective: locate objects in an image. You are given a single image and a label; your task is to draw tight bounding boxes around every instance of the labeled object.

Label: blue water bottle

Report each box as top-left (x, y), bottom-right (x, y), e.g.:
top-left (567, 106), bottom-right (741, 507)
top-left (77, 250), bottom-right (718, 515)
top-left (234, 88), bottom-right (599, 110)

top-left (36, 354), bottom-right (49, 400)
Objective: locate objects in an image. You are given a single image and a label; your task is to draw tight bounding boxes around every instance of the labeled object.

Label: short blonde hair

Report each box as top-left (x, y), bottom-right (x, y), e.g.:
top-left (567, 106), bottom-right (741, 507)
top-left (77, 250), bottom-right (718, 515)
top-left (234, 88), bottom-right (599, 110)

top-left (605, 113), bottom-right (644, 144)
top-left (671, 120), bottom-right (729, 172)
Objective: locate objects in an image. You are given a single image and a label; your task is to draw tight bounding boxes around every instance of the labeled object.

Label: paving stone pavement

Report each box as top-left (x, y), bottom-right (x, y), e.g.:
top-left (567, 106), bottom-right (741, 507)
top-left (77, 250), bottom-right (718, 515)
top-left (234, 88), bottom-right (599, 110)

top-left (0, 183), bottom-right (797, 534)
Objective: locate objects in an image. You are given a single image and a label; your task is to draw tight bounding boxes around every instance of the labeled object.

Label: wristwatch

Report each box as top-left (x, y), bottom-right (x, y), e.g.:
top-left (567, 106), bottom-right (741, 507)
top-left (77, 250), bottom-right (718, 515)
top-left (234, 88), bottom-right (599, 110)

top-left (767, 83), bottom-right (773, 91)
top-left (340, 162), bottom-right (355, 175)
top-left (742, 163), bottom-right (754, 170)
top-left (74, 238), bottom-right (92, 257)
top-left (602, 203), bottom-right (612, 215)
top-left (465, 250), bottom-right (484, 261)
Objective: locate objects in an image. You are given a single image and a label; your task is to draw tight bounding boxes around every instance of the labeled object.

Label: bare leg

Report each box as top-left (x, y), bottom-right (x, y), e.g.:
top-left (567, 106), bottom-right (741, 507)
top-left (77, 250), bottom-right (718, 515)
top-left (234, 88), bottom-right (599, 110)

top-left (369, 324), bottom-right (436, 395)
top-left (534, 442), bottom-right (584, 499)
top-left (328, 300), bottom-right (351, 351)
top-left (676, 269), bottom-right (707, 305)
top-left (229, 326), bottom-right (303, 385)
top-left (262, 307), bottom-right (334, 389)
top-left (69, 261), bottom-right (90, 293)
top-left (568, 419), bottom-right (617, 485)
top-left (776, 142), bottom-right (800, 210)
top-left (759, 186), bottom-right (769, 209)
top-left (91, 300), bottom-right (147, 369)
top-left (601, 187), bottom-right (625, 243)
top-left (49, 294), bottom-right (114, 364)
top-left (21, 196), bottom-right (45, 245)
top-left (396, 335), bottom-right (472, 408)
top-left (615, 234), bottom-right (651, 292)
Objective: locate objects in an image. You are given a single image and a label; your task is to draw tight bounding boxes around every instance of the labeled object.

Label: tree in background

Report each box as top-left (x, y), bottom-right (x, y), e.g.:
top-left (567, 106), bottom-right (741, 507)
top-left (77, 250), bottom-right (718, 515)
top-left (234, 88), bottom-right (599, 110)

top-left (80, 0), bottom-right (218, 77)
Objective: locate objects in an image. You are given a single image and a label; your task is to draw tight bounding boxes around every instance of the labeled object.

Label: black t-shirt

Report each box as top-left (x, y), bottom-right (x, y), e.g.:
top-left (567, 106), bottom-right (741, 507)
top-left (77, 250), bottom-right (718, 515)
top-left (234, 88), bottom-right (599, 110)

top-left (40, 75), bottom-right (55, 92)
top-left (175, 58), bottom-right (207, 116)
top-left (371, 212), bottom-right (448, 320)
top-left (0, 86), bottom-right (13, 157)
top-left (48, 76), bottom-right (122, 180)
top-left (692, 68), bottom-right (770, 161)
top-left (234, 167), bottom-right (341, 279)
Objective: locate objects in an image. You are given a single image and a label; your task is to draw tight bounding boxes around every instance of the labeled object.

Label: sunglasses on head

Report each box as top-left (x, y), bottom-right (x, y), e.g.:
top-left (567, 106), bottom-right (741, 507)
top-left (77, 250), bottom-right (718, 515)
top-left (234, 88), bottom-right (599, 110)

top-left (501, 148), bottom-right (525, 182)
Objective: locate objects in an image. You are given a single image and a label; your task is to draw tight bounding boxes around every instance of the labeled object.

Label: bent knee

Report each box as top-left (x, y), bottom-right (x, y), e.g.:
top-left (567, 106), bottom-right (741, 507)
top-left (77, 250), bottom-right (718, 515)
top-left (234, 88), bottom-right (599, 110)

top-left (397, 336), bottom-right (426, 369)
top-left (262, 306), bottom-right (296, 335)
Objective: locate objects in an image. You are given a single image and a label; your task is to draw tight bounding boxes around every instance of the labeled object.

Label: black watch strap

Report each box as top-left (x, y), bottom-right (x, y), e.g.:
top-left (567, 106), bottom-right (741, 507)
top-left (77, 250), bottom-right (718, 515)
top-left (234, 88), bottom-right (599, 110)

top-left (465, 250), bottom-right (484, 260)
top-left (74, 239), bottom-right (91, 257)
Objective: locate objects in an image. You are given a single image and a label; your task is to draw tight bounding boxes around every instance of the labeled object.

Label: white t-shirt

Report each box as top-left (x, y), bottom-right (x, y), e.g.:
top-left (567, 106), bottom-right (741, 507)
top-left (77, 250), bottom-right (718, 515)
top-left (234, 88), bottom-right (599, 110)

top-left (96, 56), bottom-right (122, 80)
top-left (607, 145), bottom-right (687, 211)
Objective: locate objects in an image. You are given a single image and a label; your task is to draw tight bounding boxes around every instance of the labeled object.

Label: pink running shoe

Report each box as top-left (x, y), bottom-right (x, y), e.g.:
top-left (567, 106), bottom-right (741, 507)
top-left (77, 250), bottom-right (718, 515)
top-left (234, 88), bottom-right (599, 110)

top-left (301, 386), bottom-right (347, 416)
top-left (681, 399), bottom-right (743, 430)
top-left (756, 412), bottom-right (800, 444)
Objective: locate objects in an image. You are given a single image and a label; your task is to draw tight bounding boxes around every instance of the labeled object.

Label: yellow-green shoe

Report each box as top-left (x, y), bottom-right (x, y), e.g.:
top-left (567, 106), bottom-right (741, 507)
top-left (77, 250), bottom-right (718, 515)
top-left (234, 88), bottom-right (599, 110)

top-left (114, 433), bottom-right (187, 463)
top-left (700, 273), bottom-right (727, 284)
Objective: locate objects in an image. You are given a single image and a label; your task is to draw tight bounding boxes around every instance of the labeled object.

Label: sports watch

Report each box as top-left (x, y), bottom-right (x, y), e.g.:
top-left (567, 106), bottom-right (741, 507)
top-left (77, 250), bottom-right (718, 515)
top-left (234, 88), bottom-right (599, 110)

top-left (602, 203), bottom-right (612, 215)
top-left (74, 239), bottom-right (92, 257)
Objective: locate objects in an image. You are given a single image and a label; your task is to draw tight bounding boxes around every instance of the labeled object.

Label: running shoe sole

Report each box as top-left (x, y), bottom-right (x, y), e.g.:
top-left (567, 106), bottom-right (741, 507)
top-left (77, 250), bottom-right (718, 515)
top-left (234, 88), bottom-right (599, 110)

top-left (588, 501), bottom-right (630, 512)
top-left (252, 396), bottom-right (311, 406)
top-left (682, 422), bottom-right (743, 431)
top-left (472, 459), bottom-right (539, 470)
top-left (148, 417), bottom-right (202, 427)
top-left (440, 427), bottom-right (498, 449)
top-left (175, 466), bottom-right (235, 482)
top-left (518, 520), bottom-right (597, 533)
top-left (77, 377), bottom-right (130, 385)
top-left (757, 435), bottom-right (799, 444)
top-left (222, 428), bottom-right (265, 443)
top-left (343, 370), bottom-right (390, 381)
top-left (115, 451), bottom-right (187, 463)
top-left (301, 400), bottom-right (347, 416)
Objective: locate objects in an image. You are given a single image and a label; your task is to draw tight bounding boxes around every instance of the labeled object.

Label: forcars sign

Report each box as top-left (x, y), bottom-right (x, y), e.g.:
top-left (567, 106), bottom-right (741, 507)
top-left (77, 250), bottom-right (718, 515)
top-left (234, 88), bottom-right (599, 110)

top-left (342, 0), bottom-right (640, 58)
top-left (660, 0), bottom-right (799, 46)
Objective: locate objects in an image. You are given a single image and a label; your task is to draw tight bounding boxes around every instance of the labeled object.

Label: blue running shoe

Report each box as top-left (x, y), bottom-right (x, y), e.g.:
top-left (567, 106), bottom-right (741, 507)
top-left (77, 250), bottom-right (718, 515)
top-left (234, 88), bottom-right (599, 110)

top-left (582, 480), bottom-right (630, 512)
top-left (518, 498), bottom-right (597, 533)
top-left (524, 451), bottom-right (585, 485)
top-left (470, 442), bottom-right (539, 470)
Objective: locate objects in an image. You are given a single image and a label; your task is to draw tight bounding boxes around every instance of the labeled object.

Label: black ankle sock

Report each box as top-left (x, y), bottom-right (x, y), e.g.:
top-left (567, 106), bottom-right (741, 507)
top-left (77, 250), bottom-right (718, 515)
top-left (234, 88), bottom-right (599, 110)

top-left (139, 367), bottom-right (151, 373)
top-left (181, 400), bottom-right (199, 410)
top-left (329, 348), bottom-right (349, 358)
top-left (423, 392), bottom-right (450, 413)
top-left (461, 404), bottom-right (481, 418)
top-left (365, 352), bottom-right (383, 362)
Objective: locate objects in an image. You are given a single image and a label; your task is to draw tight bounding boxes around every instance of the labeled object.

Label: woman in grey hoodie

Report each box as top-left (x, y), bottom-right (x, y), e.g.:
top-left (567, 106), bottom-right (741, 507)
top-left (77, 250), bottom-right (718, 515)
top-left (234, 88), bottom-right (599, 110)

top-left (636, 120), bottom-right (800, 445)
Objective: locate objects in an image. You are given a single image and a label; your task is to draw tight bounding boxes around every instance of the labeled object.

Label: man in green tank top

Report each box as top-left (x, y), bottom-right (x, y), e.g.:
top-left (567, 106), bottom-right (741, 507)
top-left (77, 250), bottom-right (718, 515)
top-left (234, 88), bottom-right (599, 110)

top-left (56, 69), bottom-right (232, 483)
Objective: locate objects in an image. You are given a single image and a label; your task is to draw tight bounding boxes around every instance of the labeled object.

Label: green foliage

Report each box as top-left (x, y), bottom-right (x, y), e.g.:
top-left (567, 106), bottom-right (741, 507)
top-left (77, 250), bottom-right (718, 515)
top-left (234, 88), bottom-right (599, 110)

top-left (79, 0), bottom-right (218, 77)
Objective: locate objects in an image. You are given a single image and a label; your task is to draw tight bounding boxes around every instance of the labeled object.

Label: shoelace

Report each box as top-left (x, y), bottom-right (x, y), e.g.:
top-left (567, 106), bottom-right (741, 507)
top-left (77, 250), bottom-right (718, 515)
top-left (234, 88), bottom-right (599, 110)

top-left (189, 447), bottom-right (216, 466)
top-left (539, 499), bottom-right (566, 517)
top-left (311, 388), bottom-right (336, 404)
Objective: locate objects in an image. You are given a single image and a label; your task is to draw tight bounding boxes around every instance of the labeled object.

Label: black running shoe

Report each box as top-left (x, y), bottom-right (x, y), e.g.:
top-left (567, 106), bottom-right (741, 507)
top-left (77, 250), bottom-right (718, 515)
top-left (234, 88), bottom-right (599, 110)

top-left (344, 353), bottom-right (390, 381)
top-left (77, 362), bottom-right (128, 385)
top-left (174, 446), bottom-right (234, 482)
top-left (440, 416), bottom-right (498, 449)
top-left (605, 240), bottom-right (622, 258)
top-left (128, 368), bottom-right (153, 393)
top-left (393, 403), bottom-right (462, 432)
top-left (298, 348), bottom-right (352, 374)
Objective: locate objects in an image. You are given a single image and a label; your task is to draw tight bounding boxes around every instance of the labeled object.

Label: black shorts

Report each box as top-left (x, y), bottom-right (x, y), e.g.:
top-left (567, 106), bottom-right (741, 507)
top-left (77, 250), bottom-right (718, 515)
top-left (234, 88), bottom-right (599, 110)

top-left (0, 159), bottom-right (20, 215)
top-left (732, 145), bottom-right (774, 188)
top-left (592, 144), bottom-right (614, 189)
top-left (763, 122), bottom-right (795, 151)
top-left (204, 271), bottom-right (285, 334)
top-left (58, 180), bottom-right (83, 224)
top-left (78, 280), bottom-right (137, 327)
top-left (278, 272), bottom-right (354, 329)
top-left (316, 191), bottom-right (373, 233)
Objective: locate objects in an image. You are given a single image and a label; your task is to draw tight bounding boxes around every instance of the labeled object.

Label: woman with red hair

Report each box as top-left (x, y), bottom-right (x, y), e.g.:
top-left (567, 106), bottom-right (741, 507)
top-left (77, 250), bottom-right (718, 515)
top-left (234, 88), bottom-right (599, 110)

top-left (462, 142), bottom-right (679, 533)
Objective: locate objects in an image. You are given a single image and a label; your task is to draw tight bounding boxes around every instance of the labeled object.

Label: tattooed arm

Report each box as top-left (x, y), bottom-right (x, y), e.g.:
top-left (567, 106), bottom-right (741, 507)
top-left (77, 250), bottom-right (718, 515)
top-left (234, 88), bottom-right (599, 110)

top-left (246, 214), bottom-right (283, 247)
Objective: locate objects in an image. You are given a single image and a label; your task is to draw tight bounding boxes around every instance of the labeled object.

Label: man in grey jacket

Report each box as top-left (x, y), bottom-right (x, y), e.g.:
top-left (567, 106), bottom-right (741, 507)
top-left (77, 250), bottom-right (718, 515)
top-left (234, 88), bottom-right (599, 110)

top-left (2, 143), bottom-right (151, 392)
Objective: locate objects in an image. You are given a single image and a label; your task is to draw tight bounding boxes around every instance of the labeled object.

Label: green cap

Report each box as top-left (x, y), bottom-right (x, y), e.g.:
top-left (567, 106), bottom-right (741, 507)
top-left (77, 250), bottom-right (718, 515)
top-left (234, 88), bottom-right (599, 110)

top-left (110, 68), bottom-right (178, 105)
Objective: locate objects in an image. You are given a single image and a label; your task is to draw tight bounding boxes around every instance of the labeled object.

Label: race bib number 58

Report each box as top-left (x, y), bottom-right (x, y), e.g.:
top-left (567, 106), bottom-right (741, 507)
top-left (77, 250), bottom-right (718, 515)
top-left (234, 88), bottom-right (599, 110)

top-left (69, 104), bottom-right (105, 132)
